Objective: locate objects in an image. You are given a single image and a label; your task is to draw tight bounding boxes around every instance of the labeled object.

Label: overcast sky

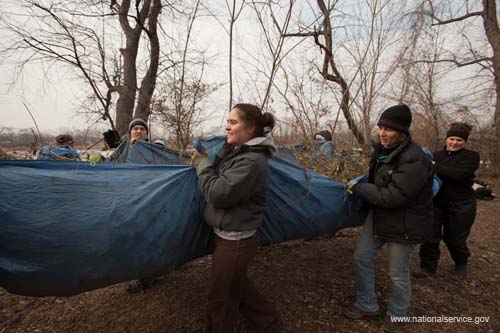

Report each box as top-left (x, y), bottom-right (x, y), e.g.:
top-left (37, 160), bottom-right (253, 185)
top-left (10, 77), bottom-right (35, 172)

top-left (0, 0), bottom-right (272, 134)
top-left (0, 0), bottom-right (495, 135)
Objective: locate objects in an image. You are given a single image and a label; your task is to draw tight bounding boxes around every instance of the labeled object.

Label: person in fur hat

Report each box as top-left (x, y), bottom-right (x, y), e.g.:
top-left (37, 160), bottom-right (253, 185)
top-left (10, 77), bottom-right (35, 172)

top-left (416, 122), bottom-right (480, 280)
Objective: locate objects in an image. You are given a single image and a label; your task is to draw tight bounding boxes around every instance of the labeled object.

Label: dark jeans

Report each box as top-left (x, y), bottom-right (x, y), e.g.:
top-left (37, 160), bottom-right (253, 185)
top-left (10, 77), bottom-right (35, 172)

top-left (207, 235), bottom-right (281, 333)
top-left (419, 198), bottom-right (476, 271)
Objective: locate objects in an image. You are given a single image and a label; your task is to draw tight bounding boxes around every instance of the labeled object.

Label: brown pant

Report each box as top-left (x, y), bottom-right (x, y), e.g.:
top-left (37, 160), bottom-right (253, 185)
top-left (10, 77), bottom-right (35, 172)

top-left (207, 235), bottom-right (281, 332)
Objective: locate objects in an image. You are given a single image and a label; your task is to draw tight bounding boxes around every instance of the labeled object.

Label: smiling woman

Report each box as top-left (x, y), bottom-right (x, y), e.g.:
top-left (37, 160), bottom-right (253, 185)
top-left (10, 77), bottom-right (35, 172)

top-left (191, 103), bottom-right (281, 331)
top-left (225, 108), bottom-right (255, 146)
top-left (417, 122), bottom-right (481, 280)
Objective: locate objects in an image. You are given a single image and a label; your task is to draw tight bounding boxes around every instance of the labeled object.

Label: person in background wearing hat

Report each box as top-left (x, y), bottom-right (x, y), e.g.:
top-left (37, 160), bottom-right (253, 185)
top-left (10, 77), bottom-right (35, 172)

top-left (415, 123), bottom-right (480, 280)
top-left (153, 138), bottom-right (166, 147)
top-left (125, 117), bottom-right (155, 293)
top-left (128, 118), bottom-right (149, 143)
top-left (343, 104), bottom-right (434, 332)
top-left (36, 134), bottom-right (80, 160)
top-left (314, 129), bottom-right (333, 142)
top-left (89, 119), bottom-right (148, 163)
top-left (55, 134), bottom-right (75, 147)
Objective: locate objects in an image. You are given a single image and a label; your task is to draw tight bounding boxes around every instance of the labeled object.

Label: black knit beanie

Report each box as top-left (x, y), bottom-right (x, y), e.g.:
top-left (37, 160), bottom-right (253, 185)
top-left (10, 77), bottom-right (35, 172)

top-left (128, 118), bottom-right (148, 134)
top-left (377, 104), bottom-right (412, 134)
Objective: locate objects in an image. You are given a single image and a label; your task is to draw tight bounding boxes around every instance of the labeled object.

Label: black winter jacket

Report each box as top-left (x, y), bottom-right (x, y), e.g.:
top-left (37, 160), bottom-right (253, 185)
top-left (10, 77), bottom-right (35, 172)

top-left (353, 136), bottom-right (434, 243)
top-left (433, 148), bottom-right (480, 202)
top-left (196, 137), bottom-right (275, 232)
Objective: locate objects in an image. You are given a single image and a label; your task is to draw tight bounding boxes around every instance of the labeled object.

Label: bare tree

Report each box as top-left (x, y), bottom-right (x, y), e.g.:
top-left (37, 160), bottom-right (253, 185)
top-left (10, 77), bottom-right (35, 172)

top-left (152, 0), bottom-right (219, 150)
top-left (390, 5), bottom-right (452, 150)
top-left (0, 0), bottom-right (166, 135)
top-left (423, 0), bottom-right (500, 158)
top-left (227, 0), bottom-right (246, 111)
top-left (287, 0), bottom-right (365, 144)
top-left (274, 64), bottom-right (332, 139)
top-left (114, 0), bottom-right (162, 134)
top-left (225, 0), bottom-right (298, 112)
top-left (341, 0), bottom-right (408, 144)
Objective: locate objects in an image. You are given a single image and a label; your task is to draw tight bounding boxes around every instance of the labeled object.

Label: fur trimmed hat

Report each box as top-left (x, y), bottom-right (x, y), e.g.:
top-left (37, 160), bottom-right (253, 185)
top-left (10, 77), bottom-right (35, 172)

top-left (446, 122), bottom-right (472, 141)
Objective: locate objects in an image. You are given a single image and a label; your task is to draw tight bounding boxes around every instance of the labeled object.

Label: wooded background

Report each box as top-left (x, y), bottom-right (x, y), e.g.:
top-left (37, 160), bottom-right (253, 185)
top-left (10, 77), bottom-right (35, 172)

top-left (1, 0), bottom-right (498, 164)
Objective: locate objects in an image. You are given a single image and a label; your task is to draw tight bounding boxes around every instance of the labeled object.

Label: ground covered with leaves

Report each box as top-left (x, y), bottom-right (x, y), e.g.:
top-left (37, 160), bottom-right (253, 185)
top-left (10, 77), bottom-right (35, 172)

top-left (1, 181), bottom-right (498, 332)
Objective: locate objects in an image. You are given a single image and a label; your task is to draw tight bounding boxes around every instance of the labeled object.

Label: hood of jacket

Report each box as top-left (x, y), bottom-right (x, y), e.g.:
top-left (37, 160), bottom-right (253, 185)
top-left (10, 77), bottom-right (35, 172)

top-left (243, 134), bottom-right (277, 156)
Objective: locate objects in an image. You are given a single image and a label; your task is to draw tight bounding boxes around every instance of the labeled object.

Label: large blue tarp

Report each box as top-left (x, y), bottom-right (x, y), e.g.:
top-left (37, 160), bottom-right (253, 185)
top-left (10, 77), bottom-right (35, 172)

top-left (36, 145), bottom-right (80, 160)
top-left (276, 140), bottom-right (336, 162)
top-left (109, 140), bottom-right (182, 164)
top-left (0, 137), bottom-right (366, 296)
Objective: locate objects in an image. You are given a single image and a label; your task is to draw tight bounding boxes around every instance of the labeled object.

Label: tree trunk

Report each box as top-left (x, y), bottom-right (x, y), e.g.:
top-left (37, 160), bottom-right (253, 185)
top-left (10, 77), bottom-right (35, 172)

top-left (482, 0), bottom-right (500, 164)
top-left (316, 0), bottom-right (365, 145)
top-left (115, 0), bottom-right (154, 135)
top-left (134, 0), bottom-right (162, 122)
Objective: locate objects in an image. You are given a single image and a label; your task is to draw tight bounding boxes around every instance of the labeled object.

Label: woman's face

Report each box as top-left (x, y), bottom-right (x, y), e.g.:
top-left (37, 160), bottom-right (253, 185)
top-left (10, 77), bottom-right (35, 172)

top-left (446, 136), bottom-right (466, 152)
top-left (377, 126), bottom-right (400, 147)
top-left (226, 108), bottom-right (255, 146)
top-left (130, 125), bottom-right (148, 140)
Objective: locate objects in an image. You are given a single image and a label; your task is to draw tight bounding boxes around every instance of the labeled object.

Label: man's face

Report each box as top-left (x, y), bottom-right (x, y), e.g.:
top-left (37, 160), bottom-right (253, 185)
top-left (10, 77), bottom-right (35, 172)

top-left (130, 125), bottom-right (148, 140)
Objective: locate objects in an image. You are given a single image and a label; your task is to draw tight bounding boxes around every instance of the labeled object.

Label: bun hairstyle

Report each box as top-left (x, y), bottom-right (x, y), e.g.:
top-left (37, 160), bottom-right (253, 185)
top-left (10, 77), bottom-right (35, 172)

top-left (232, 103), bottom-right (276, 137)
top-left (446, 122), bottom-right (472, 141)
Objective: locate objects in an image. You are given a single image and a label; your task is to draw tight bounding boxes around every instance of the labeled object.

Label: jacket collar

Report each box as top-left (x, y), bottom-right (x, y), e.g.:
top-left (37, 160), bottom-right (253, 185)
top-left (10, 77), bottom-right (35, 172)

top-left (374, 135), bottom-right (412, 164)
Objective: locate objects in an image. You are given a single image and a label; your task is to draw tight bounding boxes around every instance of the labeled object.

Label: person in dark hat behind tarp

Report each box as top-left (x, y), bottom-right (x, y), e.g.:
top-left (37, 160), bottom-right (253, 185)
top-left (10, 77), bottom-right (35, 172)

top-left (343, 104), bottom-right (434, 332)
top-left (55, 134), bottom-right (75, 146)
top-left (314, 129), bottom-right (333, 142)
top-left (415, 122), bottom-right (480, 280)
top-left (36, 134), bottom-right (80, 160)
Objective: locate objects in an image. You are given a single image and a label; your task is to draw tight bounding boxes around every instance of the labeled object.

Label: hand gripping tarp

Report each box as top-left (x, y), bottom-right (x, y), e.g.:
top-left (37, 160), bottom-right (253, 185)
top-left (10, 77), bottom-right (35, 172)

top-left (109, 140), bottom-right (183, 164)
top-left (36, 145), bottom-right (80, 160)
top-left (0, 138), bottom-right (365, 297)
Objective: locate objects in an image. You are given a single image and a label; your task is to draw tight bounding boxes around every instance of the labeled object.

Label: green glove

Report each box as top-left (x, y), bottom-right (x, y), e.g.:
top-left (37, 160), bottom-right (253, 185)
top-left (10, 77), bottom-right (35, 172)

top-left (89, 153), bottom-right (105, 163)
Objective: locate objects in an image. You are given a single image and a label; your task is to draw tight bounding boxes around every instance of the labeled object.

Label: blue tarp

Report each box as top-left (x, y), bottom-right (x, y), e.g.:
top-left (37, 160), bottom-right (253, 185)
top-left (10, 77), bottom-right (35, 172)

top-left (276, 140), bottom-right (336, 162)
top-left (36, 145), bottom-right (80, 160)
top-left (0, 137), bottom-right (366, 296)
top-left (109, 140), bottom-right (182, 164)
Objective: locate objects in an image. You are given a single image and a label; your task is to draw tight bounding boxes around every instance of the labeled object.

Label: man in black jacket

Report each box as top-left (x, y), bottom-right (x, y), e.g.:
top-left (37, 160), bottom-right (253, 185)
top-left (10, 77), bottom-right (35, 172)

top-left (343, 104), bottom-right (434, 332)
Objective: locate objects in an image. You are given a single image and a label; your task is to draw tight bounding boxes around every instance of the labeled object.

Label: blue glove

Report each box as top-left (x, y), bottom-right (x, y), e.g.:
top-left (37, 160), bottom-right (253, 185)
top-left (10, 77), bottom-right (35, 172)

top-left (193, 137), bottom-right (205, 153)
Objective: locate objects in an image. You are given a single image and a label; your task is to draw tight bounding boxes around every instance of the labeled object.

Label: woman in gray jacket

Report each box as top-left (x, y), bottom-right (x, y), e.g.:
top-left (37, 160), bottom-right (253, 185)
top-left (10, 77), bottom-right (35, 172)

top-left (192, 103), bottom-right (281, 332)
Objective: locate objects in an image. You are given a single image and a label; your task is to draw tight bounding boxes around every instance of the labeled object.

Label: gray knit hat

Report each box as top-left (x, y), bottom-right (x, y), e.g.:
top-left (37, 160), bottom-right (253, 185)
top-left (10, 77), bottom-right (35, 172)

top-left (128, 118), bottom-right (148, 134)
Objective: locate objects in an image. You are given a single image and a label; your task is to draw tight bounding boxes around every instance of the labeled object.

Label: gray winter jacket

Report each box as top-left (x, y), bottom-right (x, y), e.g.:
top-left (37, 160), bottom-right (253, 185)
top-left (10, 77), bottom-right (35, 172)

top-left (193, 136), bottom-right (276, 232)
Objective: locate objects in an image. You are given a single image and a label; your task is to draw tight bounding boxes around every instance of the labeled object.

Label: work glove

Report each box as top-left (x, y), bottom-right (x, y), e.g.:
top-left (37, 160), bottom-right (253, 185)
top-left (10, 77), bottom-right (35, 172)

top-left (191, 139), bottom-right (211, 176)
top-left (345, 175), bottom-right (367, 194)
top-left (89, 153), bottom-right (105, 164)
